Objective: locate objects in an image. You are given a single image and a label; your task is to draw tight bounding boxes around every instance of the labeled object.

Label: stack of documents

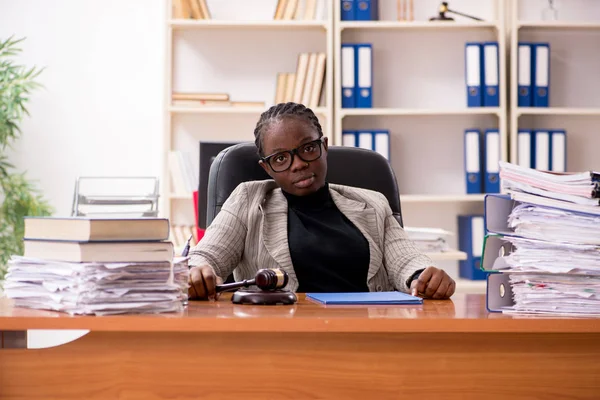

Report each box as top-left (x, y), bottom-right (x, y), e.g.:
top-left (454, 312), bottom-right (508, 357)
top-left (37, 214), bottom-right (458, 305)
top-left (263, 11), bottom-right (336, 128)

top-left (404, 227), bottom-right (452, 253)
top-left (3, 256), bottom-right (189, 315)
top-left (506, 274), bottom-right (600, 317)
top-left (500, 160), bottom-right (600, 206)
top-left (484, 162), bottom-right (600, 316)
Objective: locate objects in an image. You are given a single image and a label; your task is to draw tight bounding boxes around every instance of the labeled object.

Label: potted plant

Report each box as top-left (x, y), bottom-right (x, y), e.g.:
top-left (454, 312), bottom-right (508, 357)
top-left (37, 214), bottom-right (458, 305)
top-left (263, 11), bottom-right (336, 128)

top-left (0, 36), bottom-right (53, 283)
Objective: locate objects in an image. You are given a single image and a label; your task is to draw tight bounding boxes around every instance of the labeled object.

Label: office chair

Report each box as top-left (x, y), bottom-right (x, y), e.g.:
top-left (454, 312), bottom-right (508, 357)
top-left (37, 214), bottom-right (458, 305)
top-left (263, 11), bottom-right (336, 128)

top-left (204, 142), bottom-right (404, 227)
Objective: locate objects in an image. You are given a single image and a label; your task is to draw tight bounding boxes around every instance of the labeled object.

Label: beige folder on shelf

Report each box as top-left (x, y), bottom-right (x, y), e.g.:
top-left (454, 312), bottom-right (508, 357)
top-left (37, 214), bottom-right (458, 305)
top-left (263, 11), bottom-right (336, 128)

top-left (292, 53), bottom-right (310, 103)
top-left (304, 0), bottom-right (318, 20)
top-left (284, 73), bottom-right (296, 102)
top-left (301, 53), bottom-right (318, 106)
top-left (283, 0), bottom-right (299, 20)
top-left (275, 73), bottom-right (288, 104)
top-left (309, 53), bottom-right (326, 108)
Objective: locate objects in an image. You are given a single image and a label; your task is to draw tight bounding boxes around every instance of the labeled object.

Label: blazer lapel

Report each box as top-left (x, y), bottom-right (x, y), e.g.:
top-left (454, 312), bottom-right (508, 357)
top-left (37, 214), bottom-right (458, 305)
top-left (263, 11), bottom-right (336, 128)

top-left (330, 190), bottom-right (384, 283)
top-left (260, 189), bottom-right (298, 290)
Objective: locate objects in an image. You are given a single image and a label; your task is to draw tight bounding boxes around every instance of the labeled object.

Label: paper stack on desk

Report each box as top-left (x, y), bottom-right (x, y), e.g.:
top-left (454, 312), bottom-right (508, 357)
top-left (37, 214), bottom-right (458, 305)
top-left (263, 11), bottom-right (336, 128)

top-left (2, 217), bottom-right (189, 315)
top-left (3, 256), bottom-right (189, 315)
top-left (483, 162), bottom-right (600, 316)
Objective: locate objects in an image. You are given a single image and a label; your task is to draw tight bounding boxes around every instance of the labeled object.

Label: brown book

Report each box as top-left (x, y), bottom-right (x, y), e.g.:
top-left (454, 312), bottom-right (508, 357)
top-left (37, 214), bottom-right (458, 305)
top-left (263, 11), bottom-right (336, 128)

top-left (292, 53), bottom-right (310, 103)
top-left (188, 0), bottom-right (204, 19)
top-left (180, 0), bottom-right (192, 19)
top-left (309, 53), bottom-right (327, 108)
top-left (23, 240), bottom-right (174, 263)
top-left (198, 0), bottom-right (211, 19)
top-left (273, 0), bottom-right (288, 20)
top-left (172, 93), bottom-right (229, 101)
top-left (24, 217), bottom-right (170, 242)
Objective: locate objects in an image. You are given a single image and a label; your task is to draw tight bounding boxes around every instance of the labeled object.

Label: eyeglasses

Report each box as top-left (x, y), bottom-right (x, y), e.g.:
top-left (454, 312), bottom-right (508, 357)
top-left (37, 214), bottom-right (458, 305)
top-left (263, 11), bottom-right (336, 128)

top-left (261, 138), bottom-right (323, 173)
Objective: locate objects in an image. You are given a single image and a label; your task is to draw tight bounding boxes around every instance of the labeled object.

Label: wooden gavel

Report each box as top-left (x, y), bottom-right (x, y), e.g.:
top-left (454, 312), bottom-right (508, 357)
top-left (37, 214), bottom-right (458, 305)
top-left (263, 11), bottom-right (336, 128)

top-left (216, 268), bottom-right (289, 293)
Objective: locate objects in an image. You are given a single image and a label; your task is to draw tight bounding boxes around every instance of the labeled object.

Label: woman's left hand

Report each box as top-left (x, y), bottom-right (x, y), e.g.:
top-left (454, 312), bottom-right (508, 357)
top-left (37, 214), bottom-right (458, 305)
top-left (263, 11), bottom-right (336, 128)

top-left (410, 266), bottom-right (455, 299)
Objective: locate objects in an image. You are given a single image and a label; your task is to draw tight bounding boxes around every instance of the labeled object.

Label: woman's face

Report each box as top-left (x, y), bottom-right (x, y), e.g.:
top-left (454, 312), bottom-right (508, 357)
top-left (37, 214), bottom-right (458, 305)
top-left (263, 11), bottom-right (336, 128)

top-left (259, 117), bottom-right (328, 196)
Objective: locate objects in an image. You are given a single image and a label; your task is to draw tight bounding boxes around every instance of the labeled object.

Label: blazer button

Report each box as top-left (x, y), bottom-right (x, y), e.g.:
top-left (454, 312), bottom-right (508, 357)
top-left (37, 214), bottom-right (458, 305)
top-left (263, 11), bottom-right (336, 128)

top-left (376, 285), bottom-right (383, 292)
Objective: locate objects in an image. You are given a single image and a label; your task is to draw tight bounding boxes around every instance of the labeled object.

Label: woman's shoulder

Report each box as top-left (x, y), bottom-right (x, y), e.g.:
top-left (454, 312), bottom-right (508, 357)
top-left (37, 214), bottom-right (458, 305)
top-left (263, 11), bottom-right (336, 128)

top-left (229, 180), bottom-right (279, 201)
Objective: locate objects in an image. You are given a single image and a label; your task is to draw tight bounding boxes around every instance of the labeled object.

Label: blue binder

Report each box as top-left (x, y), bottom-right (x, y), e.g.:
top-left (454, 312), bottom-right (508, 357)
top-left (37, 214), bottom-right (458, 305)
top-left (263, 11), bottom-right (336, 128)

top-left (342, 130), bottom-right (357, 147)
top-left (341, 0), bottom-right (355, 20)
top-left (482, 42), bottom-right (499, 107)
top-left (550, 129), bottom-right (567, 172)
top-left (465, 42), bottom-right (483, 107)
top-left (306, 292), bottom-right (423, 305)
top-left (464, 129), bottom-right (482, 194)
top-left (341, 44), bottom-right (356, 108)
top-left (355, 43), bottom-right (373, 108)
top-left (533, 43), bottom-right (550, 107)
top-left (355, 0), bottom-right (378, 20)
top-left (483, 129), bottom-right (500, 193)
top-left (373, 129), bottom-right (390, 161)
top-left (458, 215), bottom-right (487, 280)
top-left (517, 42), bottom-right (533, 107)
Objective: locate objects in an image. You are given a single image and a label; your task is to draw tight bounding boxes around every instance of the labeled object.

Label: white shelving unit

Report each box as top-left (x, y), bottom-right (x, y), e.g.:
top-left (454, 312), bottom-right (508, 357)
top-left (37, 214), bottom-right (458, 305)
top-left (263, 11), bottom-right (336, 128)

top-left (508, 0), bottom-right (600, 168)
top-left (332, 1), bottom-right (507, 285)
top-left (163, 0), bottom-right (334, 229)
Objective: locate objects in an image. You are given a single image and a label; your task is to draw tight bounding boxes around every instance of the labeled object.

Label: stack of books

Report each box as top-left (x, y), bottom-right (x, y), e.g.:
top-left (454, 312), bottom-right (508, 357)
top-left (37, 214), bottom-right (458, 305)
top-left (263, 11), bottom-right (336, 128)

top-left (483, 161), bottom-right (600, 317)
top-left (274, 0), bottom-right (321, 20)
top-left (3, 217), bottom-right (189, 315)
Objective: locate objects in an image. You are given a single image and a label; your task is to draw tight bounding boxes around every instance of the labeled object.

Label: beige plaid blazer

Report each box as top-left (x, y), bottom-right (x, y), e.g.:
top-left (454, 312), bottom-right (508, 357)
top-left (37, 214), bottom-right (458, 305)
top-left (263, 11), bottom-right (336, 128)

top-left (188, 180), bottom-right (434, 293)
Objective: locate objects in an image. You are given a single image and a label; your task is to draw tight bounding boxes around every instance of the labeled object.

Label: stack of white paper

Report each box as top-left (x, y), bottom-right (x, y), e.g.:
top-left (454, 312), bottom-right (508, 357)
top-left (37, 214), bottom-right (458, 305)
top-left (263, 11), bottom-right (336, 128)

top-left (494, 162), bottom-right (600, 316)
top-left (500, 160), bottom-right (600, 205)
top-left (3, 256), bottom-right (189, 315)
top-left (404, 227), bottom-right (452, 253)
top-left (505, 274), bottom-right (600, 316)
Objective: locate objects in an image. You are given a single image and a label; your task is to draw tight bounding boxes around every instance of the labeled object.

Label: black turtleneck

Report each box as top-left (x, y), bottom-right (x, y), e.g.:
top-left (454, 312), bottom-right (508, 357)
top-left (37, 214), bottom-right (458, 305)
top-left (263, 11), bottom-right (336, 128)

top-left (283, 183), bottom-right (370, 293)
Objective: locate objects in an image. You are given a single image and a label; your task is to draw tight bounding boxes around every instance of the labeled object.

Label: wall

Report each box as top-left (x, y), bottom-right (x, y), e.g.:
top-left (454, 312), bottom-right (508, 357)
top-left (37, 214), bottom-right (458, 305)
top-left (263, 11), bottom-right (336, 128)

top-left (0, 0), bottom-right (165, 348)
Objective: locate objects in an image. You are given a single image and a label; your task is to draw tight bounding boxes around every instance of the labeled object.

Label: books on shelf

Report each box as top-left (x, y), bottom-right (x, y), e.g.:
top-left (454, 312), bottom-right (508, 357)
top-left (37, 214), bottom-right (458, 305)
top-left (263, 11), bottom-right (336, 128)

top-left (484, 162), bottom-right (600, 317)
top-left (170, 224), bottom-right (199, 249)
top-left (274, 52), bottom-right (326, 108)
top-left (274, 0), bottom-right (321, 21)
top-left (173, 0), bottom-right (211, 20)
top-left (168, 150), bottom-right (198, 195)
top-left (171, 93), bottom-right (265, 109)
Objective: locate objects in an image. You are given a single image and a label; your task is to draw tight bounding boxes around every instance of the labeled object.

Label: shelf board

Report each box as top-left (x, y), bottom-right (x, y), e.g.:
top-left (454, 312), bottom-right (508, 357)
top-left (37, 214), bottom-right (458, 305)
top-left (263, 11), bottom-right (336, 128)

top-left (169, 106), bottom-right (328, 115)
top-left (340, 20), bottom-right (498, 30)
top-left (169, 193), bottom-right (193, 200)
top-left (425, 251), bottom-right (467, 261)
top-left (400, 194), bottom-right (486, 203)
top-left (518, 21), bottom-right (600, 30)
top-left (170, 19), bottom-right (328, 30)
top-left (340, 108), bottom-right (500, 117)
top-left (517, 107), bottom-right (600, 116)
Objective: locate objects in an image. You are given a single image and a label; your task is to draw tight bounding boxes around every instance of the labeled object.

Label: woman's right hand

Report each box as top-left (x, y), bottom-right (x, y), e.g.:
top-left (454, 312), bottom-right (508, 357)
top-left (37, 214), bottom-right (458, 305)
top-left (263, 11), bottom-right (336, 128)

top-left (188, 265), bottom-right (223, 301)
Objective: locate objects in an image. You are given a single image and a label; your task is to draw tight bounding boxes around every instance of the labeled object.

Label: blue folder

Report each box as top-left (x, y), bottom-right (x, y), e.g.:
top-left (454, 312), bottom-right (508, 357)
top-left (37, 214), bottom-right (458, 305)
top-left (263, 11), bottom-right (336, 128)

top-left (306, 292), bottom-right (423, 305)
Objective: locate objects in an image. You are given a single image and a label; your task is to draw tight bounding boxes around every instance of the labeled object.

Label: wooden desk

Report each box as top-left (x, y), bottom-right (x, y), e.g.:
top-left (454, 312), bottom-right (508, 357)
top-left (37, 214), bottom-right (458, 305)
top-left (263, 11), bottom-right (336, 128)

top-left (1, 293), bottom-right (599, 399)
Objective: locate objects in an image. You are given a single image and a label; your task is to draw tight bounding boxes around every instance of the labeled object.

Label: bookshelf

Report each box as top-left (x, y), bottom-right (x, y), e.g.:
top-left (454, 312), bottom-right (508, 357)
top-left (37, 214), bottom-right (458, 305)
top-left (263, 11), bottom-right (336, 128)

top-left (333, 1), bottom-right (507, 282)
top-left (163, 0), bottom-right (334, 251)
top-left (508, 0), bottom-right (600, 169)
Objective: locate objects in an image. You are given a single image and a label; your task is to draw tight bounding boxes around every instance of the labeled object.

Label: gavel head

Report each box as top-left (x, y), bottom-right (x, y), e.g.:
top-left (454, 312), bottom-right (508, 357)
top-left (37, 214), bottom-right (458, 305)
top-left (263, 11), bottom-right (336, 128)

top-left (254, 268), bottom-right (289, 291)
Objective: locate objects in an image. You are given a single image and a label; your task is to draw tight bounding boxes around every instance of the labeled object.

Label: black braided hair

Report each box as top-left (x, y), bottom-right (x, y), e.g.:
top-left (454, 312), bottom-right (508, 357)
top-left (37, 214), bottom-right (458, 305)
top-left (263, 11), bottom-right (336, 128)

top-left (253, 102), bottom-right (323, 157)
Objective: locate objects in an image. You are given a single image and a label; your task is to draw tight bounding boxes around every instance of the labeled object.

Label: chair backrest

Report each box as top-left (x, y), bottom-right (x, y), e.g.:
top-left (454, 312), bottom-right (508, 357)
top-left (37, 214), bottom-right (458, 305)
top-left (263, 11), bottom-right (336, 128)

top-left (204, 142), bottom-right (404, 227)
